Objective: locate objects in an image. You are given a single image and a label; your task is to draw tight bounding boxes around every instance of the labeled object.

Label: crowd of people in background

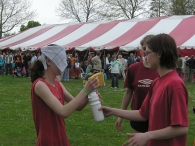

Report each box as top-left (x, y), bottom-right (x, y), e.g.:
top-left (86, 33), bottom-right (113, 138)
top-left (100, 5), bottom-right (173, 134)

top-left (0, 49), bottom-right (143, 89)
top-left (63, 50), bottom-right (142, 88)
top-left (1, 49), bottom-right (195, 84)
top-left (0, 50), bottom-right (34, 77)
top-left (176, 54), bottom-right (195, 83)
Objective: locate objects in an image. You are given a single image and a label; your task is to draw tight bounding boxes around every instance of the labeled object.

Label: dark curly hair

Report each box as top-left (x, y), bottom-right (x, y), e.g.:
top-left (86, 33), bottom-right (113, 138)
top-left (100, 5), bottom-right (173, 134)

top-left (29, 60), bottom-right (44, 83)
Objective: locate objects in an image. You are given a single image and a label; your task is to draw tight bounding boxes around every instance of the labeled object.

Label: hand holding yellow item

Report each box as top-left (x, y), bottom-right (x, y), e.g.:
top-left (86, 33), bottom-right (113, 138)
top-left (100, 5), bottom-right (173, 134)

top-left (88, 72), bottom-right (104, 87)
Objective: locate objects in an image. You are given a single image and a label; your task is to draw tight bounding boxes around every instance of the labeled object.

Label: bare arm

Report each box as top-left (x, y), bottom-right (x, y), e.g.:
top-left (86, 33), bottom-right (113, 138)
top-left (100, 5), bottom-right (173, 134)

top-left (101, 106), bottom-right (146, 122)
top-left (75, 98), bottom-right (89, 111)
top-left (123, 126), bottom-right (188, 146)
top-left (60, 82), bottom-right (89, 111)
top-left (35, 78), bottom-right (99, 118)
top-left (113, 109), bottom-right (146, 121)
top-left (121, 88), bottom-right (133, 110)
top-left (115, 88), bottom-right (134, 130)
top-left (146, 126), bottom-right (188, 140)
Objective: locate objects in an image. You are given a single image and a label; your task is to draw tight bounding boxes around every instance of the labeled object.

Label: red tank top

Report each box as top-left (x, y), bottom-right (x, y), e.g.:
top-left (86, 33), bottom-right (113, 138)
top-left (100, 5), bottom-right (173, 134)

top-left (31, 78), bottom-right (70, 146)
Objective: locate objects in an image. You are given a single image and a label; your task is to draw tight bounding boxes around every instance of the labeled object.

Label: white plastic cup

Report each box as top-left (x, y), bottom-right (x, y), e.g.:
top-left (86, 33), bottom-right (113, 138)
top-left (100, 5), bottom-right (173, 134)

top-left (88, 91), bottom-right (104, 122)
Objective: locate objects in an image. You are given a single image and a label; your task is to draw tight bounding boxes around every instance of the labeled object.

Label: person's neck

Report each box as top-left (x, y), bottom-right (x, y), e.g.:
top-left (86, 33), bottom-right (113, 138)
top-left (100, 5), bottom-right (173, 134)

top-left (43, 72), bottom-right (56, 87)
top-left (157, 67), bottom-right (174, 77)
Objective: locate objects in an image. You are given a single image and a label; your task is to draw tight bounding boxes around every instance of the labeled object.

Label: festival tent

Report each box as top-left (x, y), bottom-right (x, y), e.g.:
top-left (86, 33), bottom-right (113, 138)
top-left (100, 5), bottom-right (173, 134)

top-left (0, 15), bottom-right (195, 57)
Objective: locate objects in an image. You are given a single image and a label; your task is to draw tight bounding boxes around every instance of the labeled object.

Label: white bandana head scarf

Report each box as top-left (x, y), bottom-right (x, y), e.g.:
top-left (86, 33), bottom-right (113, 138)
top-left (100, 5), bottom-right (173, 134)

top-left (39, 44), bottom-right (67, 81)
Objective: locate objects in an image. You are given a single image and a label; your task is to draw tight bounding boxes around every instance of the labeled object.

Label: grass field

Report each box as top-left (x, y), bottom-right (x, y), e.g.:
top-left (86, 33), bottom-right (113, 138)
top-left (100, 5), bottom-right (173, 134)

top-left (0, 76), bottom-right (194, 146)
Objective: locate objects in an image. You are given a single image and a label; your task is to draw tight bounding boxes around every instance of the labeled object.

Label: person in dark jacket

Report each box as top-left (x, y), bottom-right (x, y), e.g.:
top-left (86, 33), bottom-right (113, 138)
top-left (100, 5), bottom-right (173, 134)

top-left (23, 52), bottom-right (32, 77)
top-left (127, 53), bottom-right (135, 67)
top-left (81, 61), bottom-right (87, 73)
top-left (186, 55), bottom-right (195, 82)
top-left (63, 54), bottom-right (71, 81)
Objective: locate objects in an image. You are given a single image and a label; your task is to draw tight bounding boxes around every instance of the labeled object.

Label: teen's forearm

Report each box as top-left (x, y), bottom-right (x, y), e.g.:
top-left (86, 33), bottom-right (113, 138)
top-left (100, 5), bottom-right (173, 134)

top-left (146, 126), bottom-right (188, 140)
top-left (113, 109), bottom-right (146, 121)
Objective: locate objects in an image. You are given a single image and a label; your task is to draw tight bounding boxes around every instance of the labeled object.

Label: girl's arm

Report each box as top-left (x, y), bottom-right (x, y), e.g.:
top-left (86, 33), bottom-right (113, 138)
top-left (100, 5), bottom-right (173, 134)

top-left (35, 78), bottom-right (99, 118)
top-left (59, 82), bottom-right (89, 111)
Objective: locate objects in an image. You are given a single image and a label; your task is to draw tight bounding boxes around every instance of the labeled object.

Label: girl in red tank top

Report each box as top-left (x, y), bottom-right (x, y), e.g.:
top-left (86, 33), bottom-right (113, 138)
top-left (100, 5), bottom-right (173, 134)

top-left (29, 45), bottom-right (99, 146)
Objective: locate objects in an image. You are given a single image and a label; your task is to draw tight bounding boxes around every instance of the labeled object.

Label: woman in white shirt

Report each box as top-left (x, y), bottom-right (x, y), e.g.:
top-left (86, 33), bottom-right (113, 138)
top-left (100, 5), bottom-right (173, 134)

top-left (110, 55), bottom-right (122, 88)
top-left (118, 55), bottom-right (126, 80)
top-left (74, 60), bottom-right (80, 79)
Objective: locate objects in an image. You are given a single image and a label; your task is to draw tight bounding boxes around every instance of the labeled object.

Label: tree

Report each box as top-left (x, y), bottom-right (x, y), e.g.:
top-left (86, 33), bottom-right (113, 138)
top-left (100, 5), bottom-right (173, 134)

top-left (170, 0), bottom-right (195, 15)
top-left (99, 0), bottom-right (149, 20)
top-left (149, 0), bottom-right (171, 17)
top-left (3, 32), bottom-right (15, 38)
top-left (0, 0), bottom-right (36, 38)
top-left (149, 0), bottom-right (195, 17)
top-left (56, 0), bottom-right (150, 22)
top-left (56, 0), bottom-right (102, 22)
top-left (20, 20), bottom-right (41, 32)
top-left (20, 25), bottom-right (26, 32)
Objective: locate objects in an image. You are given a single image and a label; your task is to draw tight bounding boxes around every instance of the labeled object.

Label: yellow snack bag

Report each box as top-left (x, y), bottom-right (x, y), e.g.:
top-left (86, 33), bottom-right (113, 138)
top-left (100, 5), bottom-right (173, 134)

top-left (88, 72), bottom-right (104, 87)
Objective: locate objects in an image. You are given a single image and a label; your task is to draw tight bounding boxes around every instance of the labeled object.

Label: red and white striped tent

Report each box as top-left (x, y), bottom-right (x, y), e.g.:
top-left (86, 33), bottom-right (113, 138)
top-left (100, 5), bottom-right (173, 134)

top-left (0, 15), bottom-right (195, 57)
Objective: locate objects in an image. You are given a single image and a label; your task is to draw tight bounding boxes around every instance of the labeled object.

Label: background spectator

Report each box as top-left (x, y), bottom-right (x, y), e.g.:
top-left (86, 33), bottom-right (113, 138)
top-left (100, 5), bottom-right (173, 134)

top-left (91, 51), bottom-right (102, 73)
top-left (23, 52), bottom-right (32, 77)
top-left (186, 55), bottom-right (195, 83)
top-left (117, 55), bottom-right (126, 80)
top-left (176, 54), bottom-right (183, 78)
top-left (5, 52), bottom-right (13, 75)
top-left (110, 55), bottom-right (122, 88)
top-left (127, 53), bottom-right (135, 67)
top-left (183, 56), bottom-right (189, 82)
top-left (0, 55), bottom-right (4, 76)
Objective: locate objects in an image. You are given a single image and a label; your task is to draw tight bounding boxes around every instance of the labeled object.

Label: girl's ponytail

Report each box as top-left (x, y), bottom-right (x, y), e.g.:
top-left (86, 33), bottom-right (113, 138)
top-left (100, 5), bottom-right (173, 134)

top-left (29, 60), bottom-right (44, 83)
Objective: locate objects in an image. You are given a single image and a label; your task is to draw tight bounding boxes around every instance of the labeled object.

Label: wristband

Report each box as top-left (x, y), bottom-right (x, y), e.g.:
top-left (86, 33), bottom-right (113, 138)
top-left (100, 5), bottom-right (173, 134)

top-left (82, 88), bottom-right (91, 97)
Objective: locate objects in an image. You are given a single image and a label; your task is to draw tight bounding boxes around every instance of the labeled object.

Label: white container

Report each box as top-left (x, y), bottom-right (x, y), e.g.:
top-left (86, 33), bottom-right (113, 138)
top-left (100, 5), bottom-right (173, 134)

top-left (88, 91), bottom-right (104, 122)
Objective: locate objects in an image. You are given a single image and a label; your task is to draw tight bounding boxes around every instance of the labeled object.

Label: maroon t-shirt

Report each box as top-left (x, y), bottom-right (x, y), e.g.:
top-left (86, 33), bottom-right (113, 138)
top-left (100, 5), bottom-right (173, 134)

top-left (140, 71), bottom-right (188, 146)
top-left (124, 62), bottom-right (159, 110)
top-left (31, 78), bottom-right (70, 146)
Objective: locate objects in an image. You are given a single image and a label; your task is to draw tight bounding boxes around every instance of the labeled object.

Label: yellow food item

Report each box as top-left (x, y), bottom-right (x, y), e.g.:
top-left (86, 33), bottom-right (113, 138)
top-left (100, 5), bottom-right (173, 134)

top-left (88, 72), bottom-right (104, 87)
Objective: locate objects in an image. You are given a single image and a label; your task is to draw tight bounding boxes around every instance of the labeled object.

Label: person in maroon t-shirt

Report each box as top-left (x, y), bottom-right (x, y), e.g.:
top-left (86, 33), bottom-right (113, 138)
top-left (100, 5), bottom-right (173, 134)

top-left (115, 35), bottom-right (159, 133)
top-left (100, 34), bottom-right (188, 146)
top-left (29, 44), bottom-right (99, 146)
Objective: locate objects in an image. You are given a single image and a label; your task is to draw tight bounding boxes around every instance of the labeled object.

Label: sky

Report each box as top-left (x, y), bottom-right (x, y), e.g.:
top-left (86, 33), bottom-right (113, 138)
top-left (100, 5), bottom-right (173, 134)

top-left (31, 0), bottom-right (68, 25)
top-left (14, 0), bottom-right (68, 32)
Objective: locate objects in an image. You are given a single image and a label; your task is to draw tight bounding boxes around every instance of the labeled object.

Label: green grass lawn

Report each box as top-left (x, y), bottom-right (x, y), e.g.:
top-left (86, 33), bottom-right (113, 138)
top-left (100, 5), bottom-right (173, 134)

top-left (0, 76), bottom-right (194, 146)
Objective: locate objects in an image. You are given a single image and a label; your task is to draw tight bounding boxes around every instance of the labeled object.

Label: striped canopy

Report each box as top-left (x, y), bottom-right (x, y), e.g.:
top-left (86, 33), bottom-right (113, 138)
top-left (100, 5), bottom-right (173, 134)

top-left (0, 15), bottom-right (195, 56)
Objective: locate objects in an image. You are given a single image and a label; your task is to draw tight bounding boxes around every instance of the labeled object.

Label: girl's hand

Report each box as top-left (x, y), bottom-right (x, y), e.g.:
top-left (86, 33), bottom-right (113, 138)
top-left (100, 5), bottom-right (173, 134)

top-left (84, 77), bottom-right (99, 93)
